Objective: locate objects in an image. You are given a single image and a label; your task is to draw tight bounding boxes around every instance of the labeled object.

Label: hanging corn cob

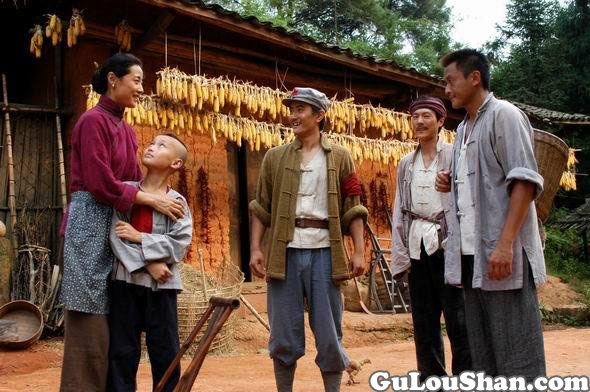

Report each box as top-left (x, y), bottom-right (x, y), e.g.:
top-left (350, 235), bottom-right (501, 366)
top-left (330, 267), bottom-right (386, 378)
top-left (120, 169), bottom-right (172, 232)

top-left (559, 148), bottom-right (578, 191)
top-left (115, 20), bottom-right (132, 51)
top-left (560, 171), bottom-right (577, 191)
top-left (86, 85), bottom-right (418, 164)
top-left (439, 128), bottom-right (456, 144)
top-left (155, 68), bottom-right (419, 139)
top-left (45, 14), bottom-right (63, 47)
top-left (67, 9), bottom-right (86, 48)
top-left (29, 25), bottom-right (43, 58)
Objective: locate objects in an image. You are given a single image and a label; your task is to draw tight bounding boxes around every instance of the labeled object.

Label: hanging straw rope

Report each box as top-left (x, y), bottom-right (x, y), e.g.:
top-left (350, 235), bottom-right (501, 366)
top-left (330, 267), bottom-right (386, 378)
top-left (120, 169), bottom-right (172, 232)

top-left (2, 74), bottom-right (18, 254)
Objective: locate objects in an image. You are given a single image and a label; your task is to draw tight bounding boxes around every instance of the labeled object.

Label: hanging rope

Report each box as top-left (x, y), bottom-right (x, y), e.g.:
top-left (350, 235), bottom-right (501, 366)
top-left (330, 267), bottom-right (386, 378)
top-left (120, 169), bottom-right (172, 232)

top-left (165, 32), bottom-right (168, 67)
top-left (274, 61), bottom-right (289, 92)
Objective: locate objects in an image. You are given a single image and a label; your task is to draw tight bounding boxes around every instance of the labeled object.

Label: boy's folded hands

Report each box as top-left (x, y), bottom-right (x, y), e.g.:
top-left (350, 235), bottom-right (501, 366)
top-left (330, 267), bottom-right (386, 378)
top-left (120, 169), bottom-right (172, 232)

top-left (115, 221), bottom-right (142, 243)
top-left (145, 262), bottom-right (173, 284)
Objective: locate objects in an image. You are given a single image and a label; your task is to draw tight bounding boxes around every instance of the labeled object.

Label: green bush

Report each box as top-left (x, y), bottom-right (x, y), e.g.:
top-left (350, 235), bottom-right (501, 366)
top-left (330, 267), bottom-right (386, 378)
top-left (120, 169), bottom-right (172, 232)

top-left (544, 208), bottom-right (590, 304)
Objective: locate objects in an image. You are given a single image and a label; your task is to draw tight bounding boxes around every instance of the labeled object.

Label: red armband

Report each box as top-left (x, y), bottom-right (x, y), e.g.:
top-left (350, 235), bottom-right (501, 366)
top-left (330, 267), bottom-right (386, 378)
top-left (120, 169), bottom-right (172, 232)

top-left (341, 172), bottom-right (361, 198)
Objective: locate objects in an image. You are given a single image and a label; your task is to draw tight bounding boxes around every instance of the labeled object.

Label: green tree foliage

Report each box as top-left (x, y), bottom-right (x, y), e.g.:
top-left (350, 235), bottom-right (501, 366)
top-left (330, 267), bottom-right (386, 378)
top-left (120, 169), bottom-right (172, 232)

top-left (484, 0), bottom-right (590, 205)
top-left (203, 0), bottom-right (454, 76)
top-left (486, 0), bottom-right (590, 115)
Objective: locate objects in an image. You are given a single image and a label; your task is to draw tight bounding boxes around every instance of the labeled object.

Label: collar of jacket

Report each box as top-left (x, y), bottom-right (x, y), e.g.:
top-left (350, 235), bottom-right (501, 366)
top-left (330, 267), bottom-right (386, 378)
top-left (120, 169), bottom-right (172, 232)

top-left (409, 136), bottom-right (445, 167)
top-left (463, 92), bottom-right (495, 123)
top-left (292, 133), bottom-right (333, 152)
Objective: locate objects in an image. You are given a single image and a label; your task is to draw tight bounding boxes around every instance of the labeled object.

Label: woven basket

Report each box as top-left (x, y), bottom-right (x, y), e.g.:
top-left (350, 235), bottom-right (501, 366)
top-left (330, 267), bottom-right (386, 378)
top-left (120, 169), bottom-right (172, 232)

top-left (139, 260), bottom-right (244, 362)
top-left (533, 129), bottom-right (568, 222)
top-left (176, 260), bottom-right (244, 356)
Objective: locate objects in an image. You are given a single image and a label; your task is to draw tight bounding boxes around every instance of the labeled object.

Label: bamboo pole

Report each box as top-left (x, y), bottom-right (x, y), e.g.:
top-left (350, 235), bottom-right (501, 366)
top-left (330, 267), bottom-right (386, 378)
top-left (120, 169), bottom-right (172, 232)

top-left (2, 74), bottom-right (18, 254)
top-left (198, 249), bottom-right (208, 301)
top-left (54, 79), bottom-right (67, 211)
top-left (239, 294), bottom-right (270, 332)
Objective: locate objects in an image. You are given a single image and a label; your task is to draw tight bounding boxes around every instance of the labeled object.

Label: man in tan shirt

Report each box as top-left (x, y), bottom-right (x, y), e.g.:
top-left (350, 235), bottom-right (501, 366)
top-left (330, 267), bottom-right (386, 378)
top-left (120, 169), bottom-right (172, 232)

top-left (392, 96), bottom-right (471, 381)
top-left (249, 87), bottom-right (367, 392)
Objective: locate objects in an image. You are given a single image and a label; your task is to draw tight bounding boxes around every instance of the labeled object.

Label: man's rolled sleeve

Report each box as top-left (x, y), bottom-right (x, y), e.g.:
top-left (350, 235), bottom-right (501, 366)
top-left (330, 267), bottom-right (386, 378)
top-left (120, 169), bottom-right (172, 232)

top-left (341, 202), bottom-right (368, 235)
top-left (506, 168), bottom-right (544, 199)
top-left (340, 152), bottom-right (368, 235)
top-left (249, 151), bottom-right (273, 227)
top-left (495, 103), bottom-right (544, 199)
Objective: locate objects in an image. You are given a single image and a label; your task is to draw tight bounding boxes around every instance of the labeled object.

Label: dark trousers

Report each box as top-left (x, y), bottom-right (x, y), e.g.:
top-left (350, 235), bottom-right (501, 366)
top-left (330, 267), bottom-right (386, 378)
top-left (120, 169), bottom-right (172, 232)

top-left (408, 245), bottom-right (472, 381)
top-left (60, 310), bottom-right (109, 392)
top-left (461, 255), bottom-right (546, 380)
top-left (107, 280), bottom-right (180, 392)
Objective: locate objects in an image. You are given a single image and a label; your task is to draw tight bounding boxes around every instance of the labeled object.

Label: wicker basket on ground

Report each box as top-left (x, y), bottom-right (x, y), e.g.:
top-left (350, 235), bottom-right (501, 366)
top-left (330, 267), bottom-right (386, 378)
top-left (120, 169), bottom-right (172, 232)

top-left (533, 129), bottom-right (569, 223)
top-left (176, 258), bottom-right (244, 356)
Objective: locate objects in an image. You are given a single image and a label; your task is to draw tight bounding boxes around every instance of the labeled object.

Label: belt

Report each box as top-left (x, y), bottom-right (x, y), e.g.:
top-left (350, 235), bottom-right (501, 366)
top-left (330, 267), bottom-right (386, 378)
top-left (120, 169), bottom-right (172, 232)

top-left (294, 218), bottom-right (329, 230)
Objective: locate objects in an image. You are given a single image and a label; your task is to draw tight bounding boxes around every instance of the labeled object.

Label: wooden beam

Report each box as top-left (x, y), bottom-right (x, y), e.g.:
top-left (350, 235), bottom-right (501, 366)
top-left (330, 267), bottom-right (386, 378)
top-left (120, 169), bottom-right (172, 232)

top-left (134, 9), bottom-right (176, 51)
top-left (0, 103), bottom-right (64, 114)
top-left (136, 0), bottom-right (445, 90)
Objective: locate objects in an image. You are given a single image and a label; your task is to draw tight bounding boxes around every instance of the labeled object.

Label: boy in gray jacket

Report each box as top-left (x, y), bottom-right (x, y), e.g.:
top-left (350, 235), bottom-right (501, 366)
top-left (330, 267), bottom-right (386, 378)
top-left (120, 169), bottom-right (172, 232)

top-left (107, 133), bottom-right (193, 392)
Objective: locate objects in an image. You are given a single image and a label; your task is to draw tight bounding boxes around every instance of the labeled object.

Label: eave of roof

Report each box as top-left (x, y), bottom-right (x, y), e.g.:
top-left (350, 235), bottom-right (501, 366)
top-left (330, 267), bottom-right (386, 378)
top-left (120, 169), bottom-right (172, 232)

top-left (139, 0), bottom-right (446, 91)
top-left (513, 101), bottom-right (590, 125)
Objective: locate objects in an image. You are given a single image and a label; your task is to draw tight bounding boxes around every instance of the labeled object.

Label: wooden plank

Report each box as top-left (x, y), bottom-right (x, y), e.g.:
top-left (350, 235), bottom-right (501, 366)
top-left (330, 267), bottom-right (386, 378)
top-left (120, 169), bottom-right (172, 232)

top-left (134, 9), bottom-right (176, 51)
top-left (0, 103), bottom-right (63, 114)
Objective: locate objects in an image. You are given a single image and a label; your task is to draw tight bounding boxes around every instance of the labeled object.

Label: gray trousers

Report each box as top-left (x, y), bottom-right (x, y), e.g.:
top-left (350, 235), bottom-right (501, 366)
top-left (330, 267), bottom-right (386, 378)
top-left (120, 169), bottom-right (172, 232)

top-left (268, 248), bottom-right (349, 372)
top-left (461, 254), bottom-right (546, 380)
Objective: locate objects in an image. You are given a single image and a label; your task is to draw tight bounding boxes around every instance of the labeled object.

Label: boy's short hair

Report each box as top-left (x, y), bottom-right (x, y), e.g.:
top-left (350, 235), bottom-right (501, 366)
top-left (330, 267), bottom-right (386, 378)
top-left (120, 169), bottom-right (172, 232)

top-left (160, 132), bottom-right (188, 163)
top-left (441, 49), bottom-right (491, 91)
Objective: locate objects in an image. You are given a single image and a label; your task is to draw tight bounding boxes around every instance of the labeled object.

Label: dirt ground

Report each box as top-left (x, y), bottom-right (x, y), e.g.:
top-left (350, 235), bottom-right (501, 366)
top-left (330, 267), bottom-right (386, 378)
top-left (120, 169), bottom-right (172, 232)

top-left (0, 275), bottom-right (588, 391)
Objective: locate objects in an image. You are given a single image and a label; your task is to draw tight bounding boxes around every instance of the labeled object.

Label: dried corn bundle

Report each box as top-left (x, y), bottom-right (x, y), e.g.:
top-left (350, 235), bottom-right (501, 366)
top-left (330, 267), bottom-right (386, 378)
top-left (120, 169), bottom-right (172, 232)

top-left (324, 99), bottom-right (414, 140)
top-left (45, 14), bottom-right (63, 47)
top-left (560, 171), bottom-right (576, 191)
top-left (156, 68), bottom-right (292, 126)
top-left (85, 86), bottom-right (418, 165)
top-left (66, 9), bottom-right (86, 48)
top-left (115, 20), bottom-right (132, 51)
top-left (155, 68), bottom-right (417, 138)
top-left (439, 128), bottom-right (456, 144)
top-left (567, 148), bottom-right (578, 170)
top-left (559, 148), bottom-right (578, 191)
top-left (29, 25), bottom-right (43, 58)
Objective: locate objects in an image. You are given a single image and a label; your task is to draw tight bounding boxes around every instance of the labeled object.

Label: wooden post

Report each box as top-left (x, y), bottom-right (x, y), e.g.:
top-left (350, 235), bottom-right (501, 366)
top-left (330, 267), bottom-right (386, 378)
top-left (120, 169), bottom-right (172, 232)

top-left (1, 74), bottom-right (18, 254)
top-left (54, 78), bottom-right (67, 211)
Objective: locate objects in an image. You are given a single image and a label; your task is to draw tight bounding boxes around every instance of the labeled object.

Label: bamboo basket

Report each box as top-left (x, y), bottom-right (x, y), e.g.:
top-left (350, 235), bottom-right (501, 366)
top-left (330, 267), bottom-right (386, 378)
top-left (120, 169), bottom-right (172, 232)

top-left (140, 260), bottom-right (244, 361)
top-left (533, 129), bottom-right (569, 223)
top-left (176, 259), bottom-right (244, 356)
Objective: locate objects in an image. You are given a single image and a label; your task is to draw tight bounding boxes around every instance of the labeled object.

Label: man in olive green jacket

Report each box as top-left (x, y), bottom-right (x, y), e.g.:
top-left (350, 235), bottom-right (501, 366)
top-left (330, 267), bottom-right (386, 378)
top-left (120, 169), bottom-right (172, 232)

top-left (249, 87), bottom-right (368, 392)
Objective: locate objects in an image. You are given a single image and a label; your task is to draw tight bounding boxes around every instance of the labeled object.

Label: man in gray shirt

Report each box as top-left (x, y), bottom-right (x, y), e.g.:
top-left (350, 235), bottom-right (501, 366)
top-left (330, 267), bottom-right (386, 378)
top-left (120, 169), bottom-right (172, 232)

top-left (436, 49), bottom-right (546, 379)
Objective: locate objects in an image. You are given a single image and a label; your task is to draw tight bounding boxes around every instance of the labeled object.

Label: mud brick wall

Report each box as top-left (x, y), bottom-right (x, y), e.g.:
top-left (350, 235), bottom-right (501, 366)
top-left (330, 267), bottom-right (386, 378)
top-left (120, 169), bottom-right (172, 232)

top-left (347, 160), bottom-right (399, 267)
top-left (134, 125), bottom-right (232, 272)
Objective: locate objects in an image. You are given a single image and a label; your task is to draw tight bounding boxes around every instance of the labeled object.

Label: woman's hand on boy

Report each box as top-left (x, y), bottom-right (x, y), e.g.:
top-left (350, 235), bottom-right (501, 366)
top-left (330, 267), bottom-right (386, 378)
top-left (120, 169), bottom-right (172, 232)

top-left (150, 194), bottom-right (185, 222)
top-left (145, 262), bottom-right (173, 284)
top-left (115, 221), bottom-right (142, 243)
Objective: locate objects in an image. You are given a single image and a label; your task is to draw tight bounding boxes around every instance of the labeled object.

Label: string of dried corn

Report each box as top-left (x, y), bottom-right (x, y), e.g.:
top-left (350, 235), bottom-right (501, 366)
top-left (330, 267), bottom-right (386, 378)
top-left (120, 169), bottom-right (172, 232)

top-left (560, 148), bottom-right (579, 191)
top-left (85, 87), bottom-right (419, 164)
top-left (155, 68), bottom-right (416, 139)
